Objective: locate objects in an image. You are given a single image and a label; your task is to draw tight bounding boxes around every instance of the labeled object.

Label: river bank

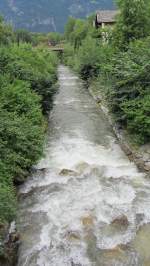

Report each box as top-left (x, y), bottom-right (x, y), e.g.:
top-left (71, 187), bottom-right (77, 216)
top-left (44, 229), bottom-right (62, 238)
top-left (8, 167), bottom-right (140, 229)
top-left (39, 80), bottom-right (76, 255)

top-left (0, 222), bottom-right (19, 266)
top-left (89, 82), bottom-right (150, 176)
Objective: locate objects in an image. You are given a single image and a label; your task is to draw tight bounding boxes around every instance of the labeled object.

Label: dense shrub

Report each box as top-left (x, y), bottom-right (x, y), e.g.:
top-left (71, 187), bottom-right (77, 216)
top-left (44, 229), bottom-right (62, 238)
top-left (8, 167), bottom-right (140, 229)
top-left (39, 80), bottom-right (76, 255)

top-left (104, 38), bottom-right (150, 143)
top-left (0, 16), bottom-right (14, 45)
top-left (0, 78), bottom-right (45, 175)
top-left (63, 43), bottom-right (75, 66)
top-left (64, 37), bottom-right (113, 81)
top-left (0, 44), bottom-right (58, 224)
top-left (0, 76), bottom-right (45, 222)
top-left (0, 186), bottom-right (17, 223)
top-left (121, 95), bottom-right (150, 143)
top-left (113, 0), bottom-right (150, 49)
top-left (75, 37), bottom-right (102, 80)
top-left (0, 44), bottom-right (58, 114)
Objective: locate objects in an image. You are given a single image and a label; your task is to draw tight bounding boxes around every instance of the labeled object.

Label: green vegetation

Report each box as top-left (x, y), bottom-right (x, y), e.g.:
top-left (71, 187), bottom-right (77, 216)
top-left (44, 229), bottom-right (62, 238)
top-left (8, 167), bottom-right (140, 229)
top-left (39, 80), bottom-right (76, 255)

top-left (0, 16), bottom-right (14, 45)
top-left (33, 32), bottom-right (63, 47)
top-left (113, 0), bottom-right (150, 49)
top-left (104, 39), bottom-right (150, 143)
top-left (0, 18), bottom-right (58, 226)
top-left (15, 29), bottom-right (33, 46)
top-left (63, 0), bottom-right (150, 144)
top-left (0, 45), bottom-right (58, 114)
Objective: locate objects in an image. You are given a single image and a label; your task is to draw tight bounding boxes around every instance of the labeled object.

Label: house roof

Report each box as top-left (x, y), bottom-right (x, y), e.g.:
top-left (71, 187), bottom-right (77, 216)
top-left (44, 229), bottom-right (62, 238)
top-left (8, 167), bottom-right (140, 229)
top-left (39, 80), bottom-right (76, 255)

top-left (96, 10), bottom-right (118, 23)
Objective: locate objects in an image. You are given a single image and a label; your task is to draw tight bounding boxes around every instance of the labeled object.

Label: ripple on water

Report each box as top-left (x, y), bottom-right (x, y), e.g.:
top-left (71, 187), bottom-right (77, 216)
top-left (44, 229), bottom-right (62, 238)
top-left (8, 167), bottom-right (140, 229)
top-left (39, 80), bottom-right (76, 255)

top-left (18, 66), bottom-right (148, 266)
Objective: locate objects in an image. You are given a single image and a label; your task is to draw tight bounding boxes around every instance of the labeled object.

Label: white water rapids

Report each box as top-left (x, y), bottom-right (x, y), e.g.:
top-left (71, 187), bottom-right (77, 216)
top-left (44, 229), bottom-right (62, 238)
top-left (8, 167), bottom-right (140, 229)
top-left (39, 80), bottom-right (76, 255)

top-left (17, 66), bottom-right (150, 266)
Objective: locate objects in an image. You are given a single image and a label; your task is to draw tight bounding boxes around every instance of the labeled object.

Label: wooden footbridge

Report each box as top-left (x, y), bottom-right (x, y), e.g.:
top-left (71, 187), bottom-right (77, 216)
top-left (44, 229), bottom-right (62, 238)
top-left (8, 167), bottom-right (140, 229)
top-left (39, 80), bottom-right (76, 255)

top-left (49, 46), bottom-right (64, 60)
top-left (49, 45), bottom-right (64, 55)
top-left (50, 47), bottom-right (64, 52)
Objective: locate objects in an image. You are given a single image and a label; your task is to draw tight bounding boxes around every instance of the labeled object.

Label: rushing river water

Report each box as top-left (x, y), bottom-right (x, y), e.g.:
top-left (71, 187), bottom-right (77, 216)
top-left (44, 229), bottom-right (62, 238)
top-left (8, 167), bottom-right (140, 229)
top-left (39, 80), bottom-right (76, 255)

top-left (17, 66), bottom-right (150, 266)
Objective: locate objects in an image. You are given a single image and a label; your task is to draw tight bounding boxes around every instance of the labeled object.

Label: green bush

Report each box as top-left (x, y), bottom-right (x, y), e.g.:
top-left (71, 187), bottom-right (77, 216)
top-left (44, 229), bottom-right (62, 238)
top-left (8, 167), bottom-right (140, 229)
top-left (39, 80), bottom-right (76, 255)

top-left (0, 185), bottom-right (16, 223)
top-left (0, 44), bottom-right (58, 114)
top-left (0, 17), bottom-right (14, 45)
top-left (0, 44), bottom-right (58, 224)
top-left (103, 38), bottom-right (150, 143)
top-left (63, 43), bottom-right (75, 65)
top-left (0, 78), bottom-right (45, 178)
top-left (121, 94), bottom-right (150, 143)
top-left (0, 76), bottom-right (46, 222)
top-left (66, 37), bottom-right (114, 81)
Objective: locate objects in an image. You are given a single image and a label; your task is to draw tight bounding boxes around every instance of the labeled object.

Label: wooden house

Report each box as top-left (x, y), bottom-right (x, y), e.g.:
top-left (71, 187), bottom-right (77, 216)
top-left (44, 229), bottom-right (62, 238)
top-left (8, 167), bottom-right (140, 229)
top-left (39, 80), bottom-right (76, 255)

top-left (95, 10), bottom-right (118, 29)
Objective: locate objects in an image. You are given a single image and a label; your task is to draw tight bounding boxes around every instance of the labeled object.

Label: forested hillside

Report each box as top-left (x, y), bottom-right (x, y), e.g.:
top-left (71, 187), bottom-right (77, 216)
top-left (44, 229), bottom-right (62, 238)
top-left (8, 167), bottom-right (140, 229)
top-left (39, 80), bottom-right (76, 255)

top-left (0, 0), bottom-right (114, 32)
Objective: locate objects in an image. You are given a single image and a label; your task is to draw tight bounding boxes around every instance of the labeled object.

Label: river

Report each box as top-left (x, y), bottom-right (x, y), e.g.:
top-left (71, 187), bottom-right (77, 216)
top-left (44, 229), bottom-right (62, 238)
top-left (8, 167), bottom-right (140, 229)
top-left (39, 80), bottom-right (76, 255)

top-left (17, 66), bottom-right (150, 266)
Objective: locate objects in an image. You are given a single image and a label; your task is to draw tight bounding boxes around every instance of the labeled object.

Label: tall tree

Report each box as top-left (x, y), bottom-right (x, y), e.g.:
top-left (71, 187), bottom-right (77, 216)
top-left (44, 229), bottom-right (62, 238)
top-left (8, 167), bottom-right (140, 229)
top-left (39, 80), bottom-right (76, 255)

top-left (114, 0), bottom-right (150, 49)
top-left (72, 19), bottom-right (88, 49)
top-left (0, 16), bottom-right (14, 45)
top-left (15, 29), bottom-right (32, 46)
top-left (64, 17), bottom-right (76, 41)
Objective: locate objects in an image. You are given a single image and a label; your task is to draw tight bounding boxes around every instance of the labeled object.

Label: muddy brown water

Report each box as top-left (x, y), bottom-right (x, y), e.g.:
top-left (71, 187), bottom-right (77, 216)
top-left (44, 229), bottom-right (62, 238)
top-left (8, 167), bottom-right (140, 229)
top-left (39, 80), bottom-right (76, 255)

top-left (17, 66), bottom-right (150, 266)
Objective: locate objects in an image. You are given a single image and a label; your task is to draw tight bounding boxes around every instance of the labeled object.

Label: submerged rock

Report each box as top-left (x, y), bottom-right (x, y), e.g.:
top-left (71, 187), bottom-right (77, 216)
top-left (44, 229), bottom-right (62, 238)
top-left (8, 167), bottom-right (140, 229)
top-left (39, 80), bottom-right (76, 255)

top-left (98, 243), bottom-right (130, 264)
top-left (101, 246), bottom-right (124, 257)
top-left (59, 169), bottom-right (79, 176)
top-left (37, 168), bottom-right (48, 173)
top-left (144, 161), bottom-right (150, 171)
top-left (132, 224), bottom-right (150, 265)
top-left (136, 213), bottom-right (144, 225)
top-left (71, 260), bottom-right (82, 266)
top-left (81, 215), bottom-right (94, 227)
top-left (75, 162), bottom-right (90, 173)
top-left (66, 231), bottom-right (80, 242)
top-left (111, 215), bottom-right (129, 228)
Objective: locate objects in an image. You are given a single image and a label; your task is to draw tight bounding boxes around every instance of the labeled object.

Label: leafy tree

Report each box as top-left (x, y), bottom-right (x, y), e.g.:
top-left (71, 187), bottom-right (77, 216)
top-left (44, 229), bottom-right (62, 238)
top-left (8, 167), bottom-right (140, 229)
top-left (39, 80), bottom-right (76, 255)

top-left (32, 32), bottom-right (63, 47)
top-left (0, 16), bottom-right (14, 45)
top-left (0, 77), bottom-right (45, 179)
top-left (104, 38), bottom-right (150, 143)
top-left (47, 32), bottom-right (63, 46)
top-left (65, 18), bottom-right (90, 49)
top-left (0, 44), bottom-right (58, 114)
top-left (72, 19), bottom-right (89, 49)
top-left (63, 43), bottom-right (75, 65)
top-left (64, 17), bottom-right (76, 41)
top-left (15, 29), bottom-right (32, 46)
top-left (0, 76), bottom-right (45, 222)
top-left (121, 94), bottom-right (150, 143)
top-left (114, 0), bottom-right (150, 49)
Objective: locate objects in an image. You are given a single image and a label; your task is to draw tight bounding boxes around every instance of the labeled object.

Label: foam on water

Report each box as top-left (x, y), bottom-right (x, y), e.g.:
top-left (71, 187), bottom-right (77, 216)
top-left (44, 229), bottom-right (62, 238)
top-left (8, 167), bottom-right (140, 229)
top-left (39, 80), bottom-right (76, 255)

top-left (17, 66), bottom-right (149, 266)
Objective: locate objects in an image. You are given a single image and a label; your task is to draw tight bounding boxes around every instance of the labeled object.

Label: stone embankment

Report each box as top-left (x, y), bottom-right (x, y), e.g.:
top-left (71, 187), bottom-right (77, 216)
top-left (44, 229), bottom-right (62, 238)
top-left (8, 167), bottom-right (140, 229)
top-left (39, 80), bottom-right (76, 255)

top-left (0, 221), bottom-right (19, 266)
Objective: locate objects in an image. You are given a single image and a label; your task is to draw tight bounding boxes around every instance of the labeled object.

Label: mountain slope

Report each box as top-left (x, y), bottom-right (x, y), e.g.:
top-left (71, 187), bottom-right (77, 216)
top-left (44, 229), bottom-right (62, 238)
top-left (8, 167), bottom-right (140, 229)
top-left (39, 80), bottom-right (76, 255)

top-left (0, 0), bottom-right (115, 32)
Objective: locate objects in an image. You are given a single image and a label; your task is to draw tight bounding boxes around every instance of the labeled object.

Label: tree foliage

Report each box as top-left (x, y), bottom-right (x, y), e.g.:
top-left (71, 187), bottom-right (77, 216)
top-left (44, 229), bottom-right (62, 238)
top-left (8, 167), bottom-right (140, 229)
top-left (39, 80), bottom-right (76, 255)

top-left (0, 16), bottom-right (14, 45)
top-left (0, 20), bottom-right (58, 225)
top-left (0, 44), bottom-right (58, 114)
top-left (15, 29), bottom-right (33, 46)
top-left (113, 0), bottom-right (150, 49)
top-left (105, 39), bottom-right (150, 143)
